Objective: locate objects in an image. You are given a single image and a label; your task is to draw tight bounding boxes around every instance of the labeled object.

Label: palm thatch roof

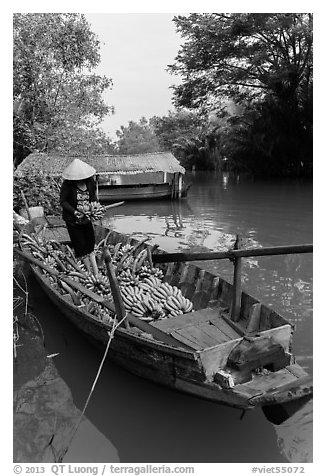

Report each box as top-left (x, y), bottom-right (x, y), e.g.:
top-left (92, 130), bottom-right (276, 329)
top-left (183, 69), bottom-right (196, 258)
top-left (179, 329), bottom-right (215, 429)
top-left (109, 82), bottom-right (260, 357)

top-left (15, 152), bottom-right (185, 177)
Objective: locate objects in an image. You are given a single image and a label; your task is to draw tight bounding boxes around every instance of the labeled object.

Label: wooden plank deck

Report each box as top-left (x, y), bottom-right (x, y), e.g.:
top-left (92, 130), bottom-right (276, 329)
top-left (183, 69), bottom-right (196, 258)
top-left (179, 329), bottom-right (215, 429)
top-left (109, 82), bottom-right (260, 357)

top-left (152, 308), bottom-right (221, 332)
top-left (151, 307), bottom-right (242, 351)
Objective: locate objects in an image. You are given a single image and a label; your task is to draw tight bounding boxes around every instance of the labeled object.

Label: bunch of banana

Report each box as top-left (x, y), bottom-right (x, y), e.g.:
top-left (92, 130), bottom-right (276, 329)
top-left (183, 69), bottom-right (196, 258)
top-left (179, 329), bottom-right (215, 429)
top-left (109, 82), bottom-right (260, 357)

top-left (139, 275), bottom-right (162, 294)
top-left (118, 268), bottom-right (140, 286)
top-left (129, 300), bottom-right (153, 321)
top-left (84, 300), bottom-right (114, 323)
top-left (141, 297), bottom-right (165, 320)
top-left (137, 265), bottom-right (164, 280)
top-left (43, 256), bottom-right (57, 269)
top-left (82, 273), bottom-right (112, 297)
top-left (120, 285), bottom-right (145, 311)
top-left (89, 201), bottom-right (105, 220)
top-left (79, 202), bottom-right (105, 221)
top-left (151, 282), bottom-right (177, 302)
top-left (164, 295), bottom-right (193, 316)
top-left (119, 243), bottom-right (133, 256)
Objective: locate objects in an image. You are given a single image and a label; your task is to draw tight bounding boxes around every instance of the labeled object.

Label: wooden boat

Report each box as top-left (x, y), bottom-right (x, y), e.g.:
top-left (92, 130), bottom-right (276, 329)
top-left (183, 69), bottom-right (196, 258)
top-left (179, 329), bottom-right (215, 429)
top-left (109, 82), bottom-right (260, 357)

top-left (18, 217), bottom-right (313, 410)
top-left (15, 151), bottom-right (190, 203)
top-left (97, 182), bottom-right (191, 202)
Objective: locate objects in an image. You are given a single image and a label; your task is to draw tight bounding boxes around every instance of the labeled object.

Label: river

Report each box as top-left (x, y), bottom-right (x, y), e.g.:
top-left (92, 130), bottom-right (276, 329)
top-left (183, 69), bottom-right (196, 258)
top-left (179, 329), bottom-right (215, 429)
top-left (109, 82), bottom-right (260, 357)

top-left (27, 171), bottom-right (313, 463)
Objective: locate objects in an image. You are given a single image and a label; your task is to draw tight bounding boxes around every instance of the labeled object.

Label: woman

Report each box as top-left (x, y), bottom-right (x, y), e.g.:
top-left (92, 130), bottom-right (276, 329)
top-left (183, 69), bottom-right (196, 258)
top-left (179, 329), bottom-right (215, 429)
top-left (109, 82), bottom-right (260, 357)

top-left (60, 158), bottom-right (99, 276)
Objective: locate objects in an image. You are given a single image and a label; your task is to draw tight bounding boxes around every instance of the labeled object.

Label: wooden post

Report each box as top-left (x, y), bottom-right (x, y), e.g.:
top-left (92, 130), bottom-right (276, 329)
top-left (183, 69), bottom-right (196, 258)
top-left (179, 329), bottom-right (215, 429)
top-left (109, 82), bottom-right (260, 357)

top-left (20, 190), bottom-right (32, 221)
top-left (178, 173), bottom-right (183, 199)
top-left (102, 247), bottom-right (129, 329)
top-left (247, 303), bottom-right (262, 333)
top-left (95, 175), bottom-right (99, 201)
top-left (231, 235), bottom-right (242, 322)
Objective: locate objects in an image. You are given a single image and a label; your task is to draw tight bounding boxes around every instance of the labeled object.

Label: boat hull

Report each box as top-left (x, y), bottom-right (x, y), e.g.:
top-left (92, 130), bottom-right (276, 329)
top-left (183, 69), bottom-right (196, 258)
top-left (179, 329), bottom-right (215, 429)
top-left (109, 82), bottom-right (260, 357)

top-left (98, 183), bottom-right (190, 202)
top-left (34, 271), bottom-right (256, 409)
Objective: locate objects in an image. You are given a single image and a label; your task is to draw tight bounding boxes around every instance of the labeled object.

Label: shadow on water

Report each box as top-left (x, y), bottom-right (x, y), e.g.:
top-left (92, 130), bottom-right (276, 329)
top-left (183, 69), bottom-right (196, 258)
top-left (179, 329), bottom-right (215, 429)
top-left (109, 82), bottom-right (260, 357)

top-left (27, 275), bottom-right (311, 463)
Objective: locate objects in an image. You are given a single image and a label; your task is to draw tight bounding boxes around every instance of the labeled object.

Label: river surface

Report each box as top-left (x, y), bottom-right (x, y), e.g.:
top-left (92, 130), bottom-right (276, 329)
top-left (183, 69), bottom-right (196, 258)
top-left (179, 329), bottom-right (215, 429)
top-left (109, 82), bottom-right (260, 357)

top-left (27, 172), bottom-right (313, 463)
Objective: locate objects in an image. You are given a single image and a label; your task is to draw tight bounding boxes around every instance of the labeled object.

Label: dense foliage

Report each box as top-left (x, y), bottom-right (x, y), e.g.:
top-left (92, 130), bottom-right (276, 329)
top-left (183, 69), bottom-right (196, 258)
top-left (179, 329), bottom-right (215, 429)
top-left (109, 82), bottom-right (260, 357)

top-left (168, 13), bottom-right (313, 177)
top-left (13, 13), bottom-right (114, 166)
top-left (13, 174), bottom-right (62, 215)
top-left (115, 117), bottom-right (161, 154)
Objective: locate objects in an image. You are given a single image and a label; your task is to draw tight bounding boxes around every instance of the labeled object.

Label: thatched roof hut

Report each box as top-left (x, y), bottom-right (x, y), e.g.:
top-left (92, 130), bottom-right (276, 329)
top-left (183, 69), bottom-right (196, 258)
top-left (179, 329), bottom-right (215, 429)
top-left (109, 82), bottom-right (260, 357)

top-left (15, 152), bottom-right (185, 177)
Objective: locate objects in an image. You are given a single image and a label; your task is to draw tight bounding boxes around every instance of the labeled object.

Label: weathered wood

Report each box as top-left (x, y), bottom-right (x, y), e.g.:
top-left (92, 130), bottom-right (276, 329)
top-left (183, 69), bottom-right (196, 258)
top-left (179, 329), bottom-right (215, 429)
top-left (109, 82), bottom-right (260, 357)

top-left (209, 316), bottom-right (242, 340)
top-left (197, 323), bottom-right (230, 345)
top-left (227, 336), bottom-right (289, 372)
top-left (102, 247), bottom-right (128, 326)
top-left (198, 338), bottom-right (243, 377)
top-left (151, 307), bottom-right (220, 332)
top-left (246, 303), bottom-right (262, 333)
top-left (248, 375), bottom-right (313, 406)
top-left (177, 325), bottom-right (220, 349)
top-left (102, 201), bottom-right (125, 210)
top-left (152, 244), bottom-right (313, 263)
top-left (231, 235), bottom-right (242, 322)
top-left (20, 190), bottom-right (32, 221)
top-left (220, 313), bottom-right (246, 337)
top-left (170, 330), bottom-right (203, 351)
top-left (239, 367), bottom-right (297, 394)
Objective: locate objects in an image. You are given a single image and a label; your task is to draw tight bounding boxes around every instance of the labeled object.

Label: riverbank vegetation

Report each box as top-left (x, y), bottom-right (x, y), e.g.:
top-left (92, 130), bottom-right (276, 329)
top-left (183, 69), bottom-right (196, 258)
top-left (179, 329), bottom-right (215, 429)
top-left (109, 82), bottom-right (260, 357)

top-left (13, 13), bottom-right (312, 178)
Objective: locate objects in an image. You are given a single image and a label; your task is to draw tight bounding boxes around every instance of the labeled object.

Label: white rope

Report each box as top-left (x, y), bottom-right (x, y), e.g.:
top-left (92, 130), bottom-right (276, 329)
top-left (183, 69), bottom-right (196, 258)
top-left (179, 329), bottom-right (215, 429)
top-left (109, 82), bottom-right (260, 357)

top-left (57, 311), bottom-right (128, 462)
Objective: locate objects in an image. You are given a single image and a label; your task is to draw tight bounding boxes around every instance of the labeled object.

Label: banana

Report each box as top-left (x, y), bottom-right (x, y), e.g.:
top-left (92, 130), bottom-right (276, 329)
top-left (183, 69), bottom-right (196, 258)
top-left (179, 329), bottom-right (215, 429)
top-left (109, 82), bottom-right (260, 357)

top-left (152, 289), bottom-right (168, 300)
top-left (122, 295), bottom-right (134, 307)
top-left (164, 301), bottom-right (178, 313)
top-left (169, 295), bottom-right (182, 309)
top-left (131, 310), bottom-right (144, 318)
top-left (172, 286), bottom-right (182, 298)
top-left (169, 309), bottom-right (183, 317)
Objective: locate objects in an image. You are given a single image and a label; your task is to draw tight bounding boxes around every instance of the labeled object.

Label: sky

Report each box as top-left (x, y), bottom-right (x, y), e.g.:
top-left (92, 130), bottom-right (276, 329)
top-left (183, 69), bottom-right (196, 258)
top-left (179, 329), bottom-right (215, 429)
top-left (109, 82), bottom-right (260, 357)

top-left (84, 13), bottom-right (184, 139)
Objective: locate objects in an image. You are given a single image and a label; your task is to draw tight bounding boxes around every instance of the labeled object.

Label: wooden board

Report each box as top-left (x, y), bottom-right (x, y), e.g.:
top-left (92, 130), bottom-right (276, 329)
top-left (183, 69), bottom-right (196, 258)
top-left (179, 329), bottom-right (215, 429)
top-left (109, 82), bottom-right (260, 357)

top-left (177, 326), bottom-right (219, 349)
top-left (170, 330), bottom-right (203, 351)
top-left (197, 323), bottom-right (231, 345)
top-left (171, 320), bottom-right (240, 351)
top-left (151, 307), bottom-right (221, 332)
top-left (236, 367), bottom-right (298, 395)
top-left (209, 316), bottom-right (241, 340)
top-left (46, 216), bottom-right (66, 227)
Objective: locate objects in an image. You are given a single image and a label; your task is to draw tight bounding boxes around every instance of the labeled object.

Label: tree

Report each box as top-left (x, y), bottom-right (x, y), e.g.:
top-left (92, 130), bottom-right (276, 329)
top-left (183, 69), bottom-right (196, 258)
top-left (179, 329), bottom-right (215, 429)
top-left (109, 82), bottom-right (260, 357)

top-left (116, 117), bottom-right (161, 154)
top-left (169, 14), bottom-right (312, 111)
top-left (152, 110), bottom-right (228, 170)
top-left (168, 14), bottom-right (313, 176)
top-left (151, 110), bottom-right (201, 151)
top-left (13, 13), bottom-right (114, 165)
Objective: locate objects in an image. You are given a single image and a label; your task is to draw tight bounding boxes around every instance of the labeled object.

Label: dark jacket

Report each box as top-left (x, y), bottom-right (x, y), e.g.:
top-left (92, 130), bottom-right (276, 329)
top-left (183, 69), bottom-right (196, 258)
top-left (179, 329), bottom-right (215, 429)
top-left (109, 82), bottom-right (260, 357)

top-left (60, 178), bottom-right (97, 224)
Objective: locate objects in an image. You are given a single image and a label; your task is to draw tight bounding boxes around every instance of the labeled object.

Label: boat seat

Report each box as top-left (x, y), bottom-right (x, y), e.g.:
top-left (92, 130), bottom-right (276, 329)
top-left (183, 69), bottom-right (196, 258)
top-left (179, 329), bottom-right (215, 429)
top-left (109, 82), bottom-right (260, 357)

top-left (151, 308), bottom-right (242, 351)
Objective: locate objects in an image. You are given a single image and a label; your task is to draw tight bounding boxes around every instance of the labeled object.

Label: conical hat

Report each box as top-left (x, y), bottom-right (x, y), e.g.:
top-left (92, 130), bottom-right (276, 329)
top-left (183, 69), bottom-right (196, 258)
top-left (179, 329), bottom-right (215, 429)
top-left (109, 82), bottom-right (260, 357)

top-left (62, 159), bottom-right (96, 180)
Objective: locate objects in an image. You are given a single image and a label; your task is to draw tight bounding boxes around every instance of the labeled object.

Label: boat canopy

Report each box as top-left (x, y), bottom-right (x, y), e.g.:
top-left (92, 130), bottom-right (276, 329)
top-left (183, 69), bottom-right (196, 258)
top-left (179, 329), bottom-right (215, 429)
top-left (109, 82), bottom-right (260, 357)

top-left (15, 152), bottom-right (185, 177)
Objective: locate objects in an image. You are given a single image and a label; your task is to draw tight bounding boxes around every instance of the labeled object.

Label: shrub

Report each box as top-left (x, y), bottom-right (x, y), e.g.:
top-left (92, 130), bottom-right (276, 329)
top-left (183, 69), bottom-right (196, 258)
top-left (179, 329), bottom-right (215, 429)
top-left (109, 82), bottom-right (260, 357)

top-left (13, 173), bottom-right (62, 216)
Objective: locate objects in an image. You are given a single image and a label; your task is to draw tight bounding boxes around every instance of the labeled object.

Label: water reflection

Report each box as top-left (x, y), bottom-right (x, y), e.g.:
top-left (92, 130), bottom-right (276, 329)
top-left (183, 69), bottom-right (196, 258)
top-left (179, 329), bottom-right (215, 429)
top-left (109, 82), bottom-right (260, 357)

top-left (263, 397), bottom-right (313, 463)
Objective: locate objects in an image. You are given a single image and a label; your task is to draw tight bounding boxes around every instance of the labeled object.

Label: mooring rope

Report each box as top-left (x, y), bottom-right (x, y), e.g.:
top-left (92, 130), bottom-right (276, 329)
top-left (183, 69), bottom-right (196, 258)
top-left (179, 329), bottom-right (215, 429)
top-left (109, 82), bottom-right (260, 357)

top-left (57, 311), bottom-right (129, 462)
